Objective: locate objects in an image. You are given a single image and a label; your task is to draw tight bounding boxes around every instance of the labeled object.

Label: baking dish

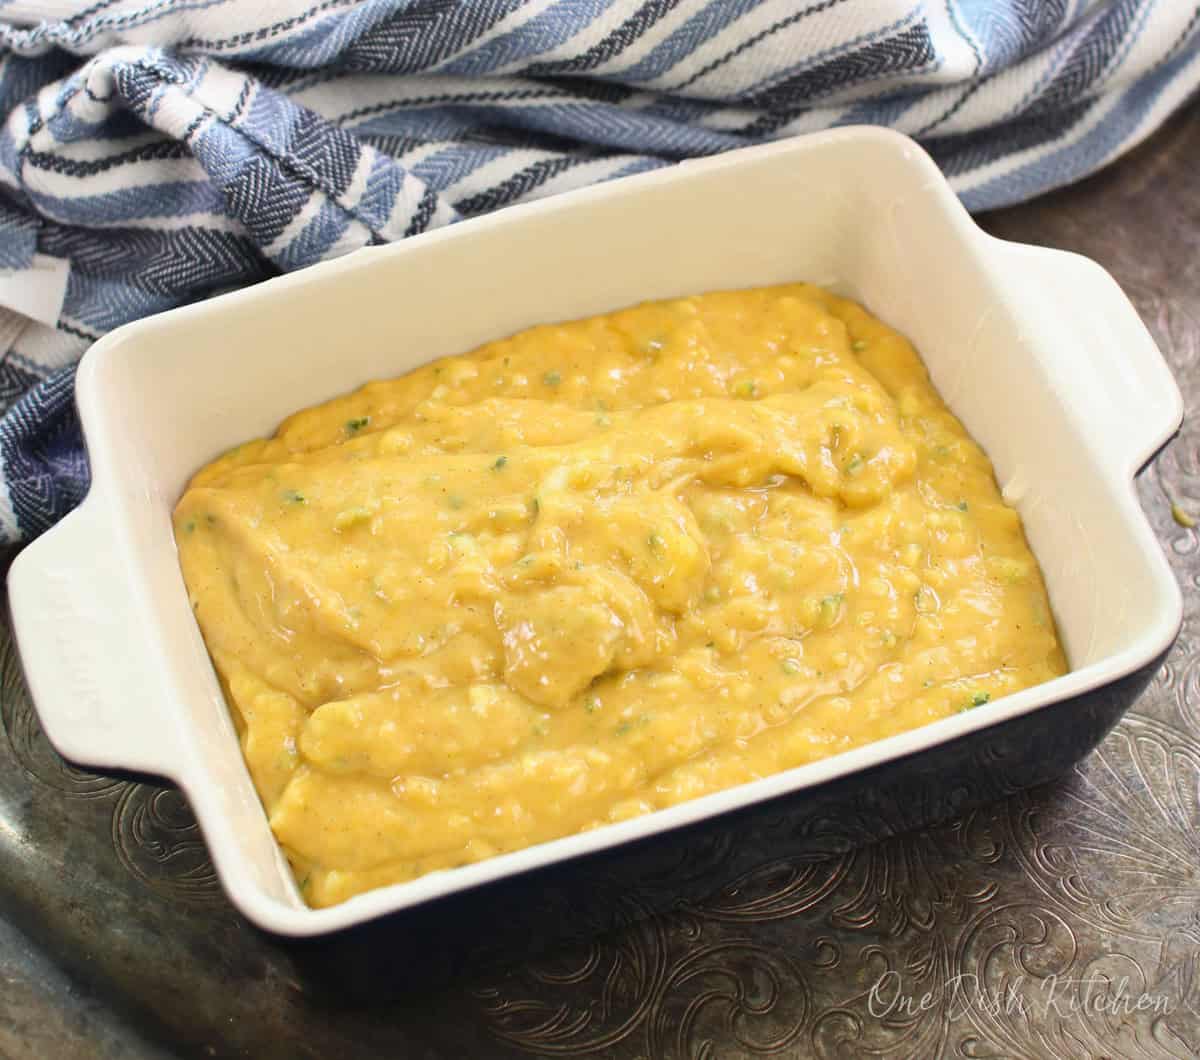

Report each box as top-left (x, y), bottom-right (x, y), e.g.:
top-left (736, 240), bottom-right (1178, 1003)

top-left (7, 127), bottom-right (1181, 937)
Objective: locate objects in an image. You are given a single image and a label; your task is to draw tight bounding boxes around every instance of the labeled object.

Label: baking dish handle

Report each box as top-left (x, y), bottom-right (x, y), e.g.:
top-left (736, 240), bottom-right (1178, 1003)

top-left (987, 238), bottom-right (1183, 477)
top-left (7, 495), bottom-right (178, 778)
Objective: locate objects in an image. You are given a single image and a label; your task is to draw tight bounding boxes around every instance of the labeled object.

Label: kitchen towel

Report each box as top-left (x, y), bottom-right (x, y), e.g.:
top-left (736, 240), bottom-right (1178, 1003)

top-left (0, 0), bottom-right (1197, 541)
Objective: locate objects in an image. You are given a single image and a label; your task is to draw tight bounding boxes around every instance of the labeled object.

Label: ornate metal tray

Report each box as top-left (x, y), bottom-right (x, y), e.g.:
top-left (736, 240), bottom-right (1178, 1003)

top-left (1, 101), bottom-right (1197, 1059)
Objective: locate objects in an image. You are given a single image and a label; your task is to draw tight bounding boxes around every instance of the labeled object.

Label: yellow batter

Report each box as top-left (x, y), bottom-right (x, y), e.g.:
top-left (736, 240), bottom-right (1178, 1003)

top-left (174, 284), bottom-right (1065, 908)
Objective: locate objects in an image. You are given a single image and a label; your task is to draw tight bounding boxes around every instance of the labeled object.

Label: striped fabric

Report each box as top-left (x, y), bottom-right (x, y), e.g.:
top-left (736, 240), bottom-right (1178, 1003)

top-left (0, 1), bottom-right (1197, 543)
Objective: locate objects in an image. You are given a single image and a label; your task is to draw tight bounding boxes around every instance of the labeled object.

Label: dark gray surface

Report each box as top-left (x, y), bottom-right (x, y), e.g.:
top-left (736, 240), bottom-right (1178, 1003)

top-left (1, 99), bottom-right (1198, 1059)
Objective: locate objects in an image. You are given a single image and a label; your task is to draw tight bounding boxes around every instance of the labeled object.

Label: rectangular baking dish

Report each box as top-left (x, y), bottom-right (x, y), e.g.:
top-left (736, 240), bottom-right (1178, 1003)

top-left (8, 127), bottom-right (1182, 937)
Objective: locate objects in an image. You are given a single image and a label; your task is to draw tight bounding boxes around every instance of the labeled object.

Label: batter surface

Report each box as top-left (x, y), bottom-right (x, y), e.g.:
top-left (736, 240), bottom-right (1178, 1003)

top-left (174, 284), bottom-right (1066, 907)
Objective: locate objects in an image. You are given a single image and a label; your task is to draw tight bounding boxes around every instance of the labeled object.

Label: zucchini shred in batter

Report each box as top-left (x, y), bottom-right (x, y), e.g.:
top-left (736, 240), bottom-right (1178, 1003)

top-left (174, 284), bottom-right (1066, 908)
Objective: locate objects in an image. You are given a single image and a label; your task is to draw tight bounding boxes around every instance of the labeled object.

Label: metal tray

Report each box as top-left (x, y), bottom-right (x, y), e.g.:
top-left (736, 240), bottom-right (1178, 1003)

top-left (1, 99), bottom-right (1197, 1059)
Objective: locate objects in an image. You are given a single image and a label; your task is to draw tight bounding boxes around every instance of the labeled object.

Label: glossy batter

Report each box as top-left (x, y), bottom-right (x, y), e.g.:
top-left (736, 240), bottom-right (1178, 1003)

top-left (174, 285), bottom-right (1066, 907)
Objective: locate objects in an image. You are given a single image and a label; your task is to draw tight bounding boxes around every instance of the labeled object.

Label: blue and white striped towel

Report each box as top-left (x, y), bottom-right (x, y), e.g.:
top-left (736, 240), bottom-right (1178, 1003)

top-left (1, 0), bottom-right (1197, 543)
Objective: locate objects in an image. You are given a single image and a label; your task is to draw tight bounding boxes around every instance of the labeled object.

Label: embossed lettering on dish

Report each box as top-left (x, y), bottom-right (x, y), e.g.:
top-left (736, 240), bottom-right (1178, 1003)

top-left (45, 571), bottom-right (110, 729)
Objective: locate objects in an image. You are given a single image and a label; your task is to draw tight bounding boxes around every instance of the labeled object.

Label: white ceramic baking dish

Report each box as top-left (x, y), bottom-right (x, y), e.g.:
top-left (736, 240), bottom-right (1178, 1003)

top-left (8, 127), bottom-right (1182, 937)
